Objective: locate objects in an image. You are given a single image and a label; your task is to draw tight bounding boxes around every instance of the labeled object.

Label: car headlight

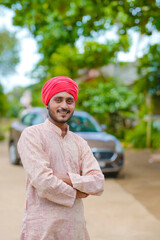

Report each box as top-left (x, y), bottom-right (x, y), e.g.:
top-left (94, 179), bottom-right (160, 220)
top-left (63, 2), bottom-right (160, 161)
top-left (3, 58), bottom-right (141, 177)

top-left (115, 140), bottom-right (124, 153)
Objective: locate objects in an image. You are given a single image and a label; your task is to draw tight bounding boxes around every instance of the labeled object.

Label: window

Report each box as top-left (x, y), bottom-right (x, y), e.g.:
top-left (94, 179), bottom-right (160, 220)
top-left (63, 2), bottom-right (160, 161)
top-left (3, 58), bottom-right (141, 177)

top-left (21, 113), bottom-right (44, 126)
top-left (68, 115), bottom-right (101, 132)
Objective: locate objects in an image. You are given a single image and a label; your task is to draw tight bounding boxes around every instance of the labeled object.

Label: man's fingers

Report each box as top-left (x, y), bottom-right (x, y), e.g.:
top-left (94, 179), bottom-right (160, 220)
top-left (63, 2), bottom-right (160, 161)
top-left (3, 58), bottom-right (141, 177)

top-left (76, 190), bottom-right (89, 198)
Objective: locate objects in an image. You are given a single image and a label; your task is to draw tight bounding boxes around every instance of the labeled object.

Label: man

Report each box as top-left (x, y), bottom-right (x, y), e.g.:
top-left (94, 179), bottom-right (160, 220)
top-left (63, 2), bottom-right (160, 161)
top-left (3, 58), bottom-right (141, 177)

top-left (18, 76), bottom-right (104, 240)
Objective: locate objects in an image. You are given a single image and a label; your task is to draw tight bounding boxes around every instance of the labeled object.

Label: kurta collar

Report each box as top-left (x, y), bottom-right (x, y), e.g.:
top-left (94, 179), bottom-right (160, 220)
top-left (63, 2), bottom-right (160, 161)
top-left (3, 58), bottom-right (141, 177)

top-left (44, 118), bottom-right (69, 136)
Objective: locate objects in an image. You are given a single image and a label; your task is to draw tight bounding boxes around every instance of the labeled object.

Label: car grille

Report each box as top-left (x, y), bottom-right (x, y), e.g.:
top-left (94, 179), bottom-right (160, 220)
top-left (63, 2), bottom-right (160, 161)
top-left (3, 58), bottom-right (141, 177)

top-left (92, 150), bottom-right (114, 161)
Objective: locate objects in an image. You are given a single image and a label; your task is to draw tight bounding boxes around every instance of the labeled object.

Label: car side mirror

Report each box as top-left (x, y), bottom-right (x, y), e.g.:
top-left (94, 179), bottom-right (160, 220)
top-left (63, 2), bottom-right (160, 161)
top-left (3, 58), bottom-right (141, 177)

top-left (101, 124), bottom-right (107, 131)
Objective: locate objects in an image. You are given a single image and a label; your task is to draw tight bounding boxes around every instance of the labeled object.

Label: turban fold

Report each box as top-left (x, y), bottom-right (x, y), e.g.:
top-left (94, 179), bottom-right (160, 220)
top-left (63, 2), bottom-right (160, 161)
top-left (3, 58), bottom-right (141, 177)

top-left (42, 76), bottom-right (79, 105)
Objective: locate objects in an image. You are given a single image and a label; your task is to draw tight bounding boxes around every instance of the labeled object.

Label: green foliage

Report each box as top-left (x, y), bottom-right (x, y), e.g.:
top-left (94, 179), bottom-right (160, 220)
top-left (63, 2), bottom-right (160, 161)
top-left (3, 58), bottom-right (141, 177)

top-left (114, 0), bottom-right (160, 35)
top-left (76, 78), bottom-right (139, 138)
top-left (125, 121), bottom-right (147, 148)
top-left (82, 40), bottom-right (120, 68)
top-left (27, 81), bottom-right (45, 107)
top-left (2, 1), bottom-right (159, 82)
top-left (3, 1), bottom-right (160, 36)
top-left (31, 89), bottom-right (44, 107)
top-left (0, 129), bottom-right (5, 141)
top-left (0, 118), bottom-right (13, 141)
top-left (135, 44), bottom-right (160, 96)
top-left (2, 1), bottom-right (159, 80)
top-left (151, 131), bottom-right (160, 149)
top-left (0, 28), bottom-right (19, 76)
top-left (0, 84), bottom-right (8, 117)
top-left (7, 87), bottom-right (24, 118)
top-left (125, 120), bottom-right (160, 149)
top-left (47, 44), bottom-right (80, 78)
top-left (0, 84), bottom-right (8, 140)
top-left (41, 39), bottom-right (129, 79)
top-left (0, 26), bottom-right (20, 119)
top-left (1, 1), bottom-right (160, 149)
top-left (2, 1), bottom-right (145, 79)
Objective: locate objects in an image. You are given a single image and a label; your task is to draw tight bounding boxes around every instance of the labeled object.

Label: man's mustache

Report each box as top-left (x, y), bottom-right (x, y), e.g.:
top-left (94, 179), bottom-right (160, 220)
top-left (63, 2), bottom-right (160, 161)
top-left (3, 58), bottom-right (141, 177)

top-left (57, 108), bottom-right (70, 113)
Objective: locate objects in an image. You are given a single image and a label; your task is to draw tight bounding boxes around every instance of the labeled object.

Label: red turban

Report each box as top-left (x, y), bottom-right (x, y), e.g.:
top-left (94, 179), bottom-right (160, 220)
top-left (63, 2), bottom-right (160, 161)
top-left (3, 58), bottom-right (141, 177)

top-left (42, 76), bottom-right (79, 105)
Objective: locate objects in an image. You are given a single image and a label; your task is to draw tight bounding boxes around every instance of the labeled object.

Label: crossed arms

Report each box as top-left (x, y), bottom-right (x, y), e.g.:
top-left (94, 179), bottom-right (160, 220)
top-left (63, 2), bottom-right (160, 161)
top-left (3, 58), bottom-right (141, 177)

top-left (54, 173), bottom-right (89, 199)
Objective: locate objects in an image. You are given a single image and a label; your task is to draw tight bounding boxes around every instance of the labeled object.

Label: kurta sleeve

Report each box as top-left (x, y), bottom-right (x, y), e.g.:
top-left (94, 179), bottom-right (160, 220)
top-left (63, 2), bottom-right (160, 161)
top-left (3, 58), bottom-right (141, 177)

top-left (18, 127), bottom-right (76, 208)
top-left (68, 138), bottom-right (104, 195)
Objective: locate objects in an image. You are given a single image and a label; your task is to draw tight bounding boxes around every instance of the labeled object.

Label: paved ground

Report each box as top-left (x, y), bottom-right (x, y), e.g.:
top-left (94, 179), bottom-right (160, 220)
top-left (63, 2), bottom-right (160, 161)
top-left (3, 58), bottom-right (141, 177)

top-left (0, 141), bottom-right (160, 240)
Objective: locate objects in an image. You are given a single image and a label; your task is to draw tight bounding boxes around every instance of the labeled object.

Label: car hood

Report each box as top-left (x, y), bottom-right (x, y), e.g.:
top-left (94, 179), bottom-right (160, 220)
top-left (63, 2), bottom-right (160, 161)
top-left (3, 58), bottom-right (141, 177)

top-left (75, 131), bottom-right (116, 151)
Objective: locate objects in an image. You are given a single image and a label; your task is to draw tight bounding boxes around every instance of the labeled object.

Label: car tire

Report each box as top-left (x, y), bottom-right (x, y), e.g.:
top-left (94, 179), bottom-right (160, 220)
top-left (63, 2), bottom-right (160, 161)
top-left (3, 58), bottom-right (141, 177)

top-left (9, 142), bottom-right (20, 165)
top-left (110, 172), bottom-right (119, 178)
top-left (104, 172), bottom-right (119, 178)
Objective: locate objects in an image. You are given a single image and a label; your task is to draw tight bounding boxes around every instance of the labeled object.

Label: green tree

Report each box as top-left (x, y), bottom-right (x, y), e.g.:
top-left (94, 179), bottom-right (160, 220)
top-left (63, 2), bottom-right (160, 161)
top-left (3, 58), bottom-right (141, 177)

top-left (76, 79), bottom-right (139, 138)
top-left (2, 1), bottom-right (159, 80)
top-left (0, 28), bottom-right (19, 115)
top-left (130, 43), bottom-right (160, 148)
top-left (7, 86), bottom-right (25, 118)
top-left (1, 1), bottom-right (139, 79)
top-left (0, 84), bottom-right (7, 117)
top-left (2, 2), bottom-right (159, 103)
top-left (0, 83), bottom-right (8, 140)
top-left (136, 44), bottom-right (160, 98)
top-left (0, 27), bottom-right (20, 138)
top-left (0, 28), bottom-right (19, 76)
top-left (2, 1), bottom-right (160, 146)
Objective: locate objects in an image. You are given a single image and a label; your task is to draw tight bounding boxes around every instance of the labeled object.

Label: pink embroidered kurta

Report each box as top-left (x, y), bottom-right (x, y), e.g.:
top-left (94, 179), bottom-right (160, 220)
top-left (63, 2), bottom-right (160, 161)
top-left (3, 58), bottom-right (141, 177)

top-left (18, 119), bottom-right (104, 240)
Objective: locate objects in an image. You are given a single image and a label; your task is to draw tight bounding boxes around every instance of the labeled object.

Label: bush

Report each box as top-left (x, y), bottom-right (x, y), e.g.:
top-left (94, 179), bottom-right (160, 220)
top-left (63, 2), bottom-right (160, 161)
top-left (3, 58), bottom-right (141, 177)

top-left (0, 119), bottom-right (13, 141)
top-left (0, 130), bottom-right (5, 141)
top-left (76, 78), bottom-right (139, 139)
top-left (125, 120), bottom-right (160, 149)
top-left (125, 121), bottom-right (147, 148)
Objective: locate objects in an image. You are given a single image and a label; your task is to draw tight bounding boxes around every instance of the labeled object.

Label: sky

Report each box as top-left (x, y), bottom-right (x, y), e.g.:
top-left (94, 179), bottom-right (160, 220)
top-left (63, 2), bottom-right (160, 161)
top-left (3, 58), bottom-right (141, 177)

top-left (0, 6), bottom-right (159, 93)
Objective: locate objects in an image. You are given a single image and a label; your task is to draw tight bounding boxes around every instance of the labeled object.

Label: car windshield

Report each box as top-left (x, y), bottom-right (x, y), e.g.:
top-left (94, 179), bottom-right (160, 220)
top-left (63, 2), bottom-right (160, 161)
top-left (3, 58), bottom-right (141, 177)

top-left (68, 115), bottom-right (102, 132)
top-left (21, 112), bottom-right (46, 126)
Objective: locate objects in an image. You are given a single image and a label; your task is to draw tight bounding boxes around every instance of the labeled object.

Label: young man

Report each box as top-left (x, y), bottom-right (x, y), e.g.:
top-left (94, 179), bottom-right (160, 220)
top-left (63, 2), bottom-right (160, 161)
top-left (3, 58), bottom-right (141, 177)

top-left (18, 76), bottom-right (104, 240)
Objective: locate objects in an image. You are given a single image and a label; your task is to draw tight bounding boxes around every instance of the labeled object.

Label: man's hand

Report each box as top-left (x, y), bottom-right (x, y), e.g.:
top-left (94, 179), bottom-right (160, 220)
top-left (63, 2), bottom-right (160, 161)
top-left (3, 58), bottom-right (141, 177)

top-left (76, 190), bottom-right (89, 199)
top-left (55, 173), bottom-right (89, 198)
top-left (54, 173), bottom-right (73, 187)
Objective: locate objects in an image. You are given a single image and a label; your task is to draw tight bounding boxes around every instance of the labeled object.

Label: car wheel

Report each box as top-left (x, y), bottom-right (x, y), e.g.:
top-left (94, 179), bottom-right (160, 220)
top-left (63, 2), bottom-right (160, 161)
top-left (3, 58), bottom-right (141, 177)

top-left (110, 172), bottom-right (119, 178)
top-left (104, 172), bottom-right (119, 178)
top-left (9, 142), bottom-right (19, 165)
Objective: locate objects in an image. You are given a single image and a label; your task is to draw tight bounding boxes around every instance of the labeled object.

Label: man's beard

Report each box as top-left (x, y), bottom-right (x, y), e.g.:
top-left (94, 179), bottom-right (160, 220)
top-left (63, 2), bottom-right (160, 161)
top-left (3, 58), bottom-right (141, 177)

top-left (48, 107), bottom-right (74, 124)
